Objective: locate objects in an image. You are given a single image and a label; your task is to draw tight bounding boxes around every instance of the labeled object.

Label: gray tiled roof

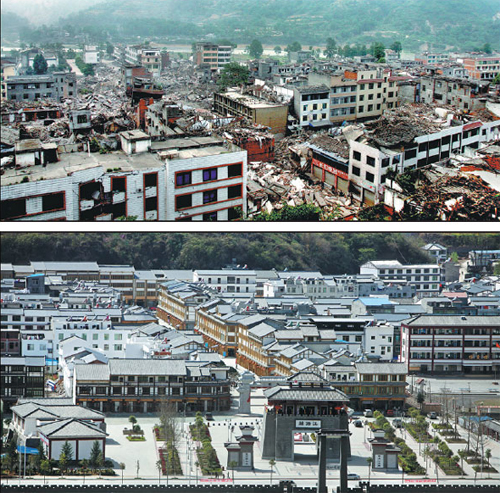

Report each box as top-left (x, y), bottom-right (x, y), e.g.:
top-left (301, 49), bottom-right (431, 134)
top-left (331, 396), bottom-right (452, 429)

top-left (355, 362), bottom-right (407, 374)
top-left (12, 402), bottom-right (104, 420)
top-left (38, 418), bottom-right (107, 439)
top-left (405, 315), bottom-right (500, 326)
top-left (264, 386), bottom-right (349, 402)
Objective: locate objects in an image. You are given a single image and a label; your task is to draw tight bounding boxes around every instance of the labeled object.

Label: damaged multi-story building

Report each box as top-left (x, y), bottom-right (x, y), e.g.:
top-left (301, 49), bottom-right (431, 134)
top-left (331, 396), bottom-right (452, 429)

top-left (124, 45), bottom-right (169, 77)
top-left (213, 90), bottom-right (289, 135)
top-left (1, 131), bottom-right (247, 222)
top-left (400, 76), bottom-right (490, 111)
top-left (5, 72), bottom-right (77, 102)
top-left (347, 105), bottom-right (500, 206)
top-left (194, 43), bottom-right (232, 73)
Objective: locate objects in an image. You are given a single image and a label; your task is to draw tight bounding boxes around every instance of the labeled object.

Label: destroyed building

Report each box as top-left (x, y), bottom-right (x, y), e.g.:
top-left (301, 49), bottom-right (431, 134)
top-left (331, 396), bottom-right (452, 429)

top-left (213, 90), bottom-right (289, 135)
top-left (145, 100), bottom-right (182, 138)
top-left (382, 163), bottom-right (500, 221)
top-left (5, 72), bottom-right (77, 102)
top-left (124, 45), bottom-right (169, 77)
top-left (223, 128), bottom-right (275, 163)
top-left (418, 76), bottom-right (490, 112)
top-left (348, 105), bottom-right (500, 207)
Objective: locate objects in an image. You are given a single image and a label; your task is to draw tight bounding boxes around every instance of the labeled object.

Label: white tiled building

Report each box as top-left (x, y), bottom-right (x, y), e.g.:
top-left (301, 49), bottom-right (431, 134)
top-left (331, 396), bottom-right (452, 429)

top-left (164, 140), bottom-right (247, 221)
top-left (360, 260), bottom-right (442, 296)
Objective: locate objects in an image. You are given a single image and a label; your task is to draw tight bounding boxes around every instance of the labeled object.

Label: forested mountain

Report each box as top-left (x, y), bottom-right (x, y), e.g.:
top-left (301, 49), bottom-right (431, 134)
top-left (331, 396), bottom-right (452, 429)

top-left (2, 233), bottom-right (498, 273)
top-left (53, 0), bottom-right (499, 51)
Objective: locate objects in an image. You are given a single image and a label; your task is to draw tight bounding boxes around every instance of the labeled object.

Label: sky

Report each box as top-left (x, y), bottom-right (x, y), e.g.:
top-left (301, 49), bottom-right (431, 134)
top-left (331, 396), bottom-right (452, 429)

top-left (2, 0), bottom-right (104, 25)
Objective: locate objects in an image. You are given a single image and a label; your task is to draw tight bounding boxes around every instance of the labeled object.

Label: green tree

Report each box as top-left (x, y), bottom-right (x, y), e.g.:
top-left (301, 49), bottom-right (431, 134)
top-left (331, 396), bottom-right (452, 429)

top-left (40, 458), bottom-right (51, 482)
top-left (128, 415), bottom-right (137, 427)
top-left (89, 441), bottom-right (101, 472)
top-left (269, 458), bottom-right (276, 484)
top-left (119, 462), bottom-right (125, 484)
top-left (371, 42), bottom-right (385, 61)
top-left (286, 41), bottom-right (302, 53)
top-left (96, 452), bottom-right (104, 477)
top-left (156, 459), bottom-right (162, 484)
top-left (417, 391), bottom-right (425, 410)
top-left (229, 460), bottom-right (237, 484)
top-left (33, 53), bottom-right (48, 74)
top-left (274, 46), bottom-right (281, 55)
top-left (34, 442), bottom-right (46, 472)
top-left (218, 62), bottom-right (249, 91)
top-left (366, 457), bottom-right (373, 481)
top-left (59, 451), bottom-right (68, 475)
top-left (482, 43), bottom-right (492, 54)
top-left (390, 41), bottom-right (402, 53)
top-left (248, 39), bottom-right (263, 59)
top-left (325, 37), bottom-right (337, 58)
top-left (253, 203), bottom-right (321, 221)
top-left (6, 438), bottom-right (18, 473)
top-left (80, 458), bottom-right (89, 484)
top-left (61, 441), bottom-right (73, 461)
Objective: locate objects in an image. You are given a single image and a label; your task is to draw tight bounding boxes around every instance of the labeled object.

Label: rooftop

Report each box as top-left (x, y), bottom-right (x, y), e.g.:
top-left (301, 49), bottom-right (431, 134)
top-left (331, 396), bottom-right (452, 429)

top-left (2, 150), bottom-right (164, 187)
top-left (218, 90), bottom-right (287, 109)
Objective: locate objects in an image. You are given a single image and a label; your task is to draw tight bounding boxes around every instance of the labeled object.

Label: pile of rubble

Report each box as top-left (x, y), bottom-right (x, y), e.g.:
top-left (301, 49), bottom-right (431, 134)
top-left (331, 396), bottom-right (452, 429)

top-left (398, 172), bottom-right (499, 221)
top-left (365, 103), bottom-right (444, 147)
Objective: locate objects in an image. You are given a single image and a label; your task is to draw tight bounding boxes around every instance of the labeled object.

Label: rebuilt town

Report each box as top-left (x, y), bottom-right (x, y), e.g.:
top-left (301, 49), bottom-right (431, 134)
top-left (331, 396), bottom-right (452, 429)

top-left (1, 41), bottom-right (500, 221)
top-left (1, 239), bottom-right (500, 490)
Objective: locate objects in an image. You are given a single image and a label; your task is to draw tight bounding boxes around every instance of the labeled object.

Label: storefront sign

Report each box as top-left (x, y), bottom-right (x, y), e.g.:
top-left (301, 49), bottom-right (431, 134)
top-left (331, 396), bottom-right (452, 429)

top-left (312, 158), bottom-right (348, 180)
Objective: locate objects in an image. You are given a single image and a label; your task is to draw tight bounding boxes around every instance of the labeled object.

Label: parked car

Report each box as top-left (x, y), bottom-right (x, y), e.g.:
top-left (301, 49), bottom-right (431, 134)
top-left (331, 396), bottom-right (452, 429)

top-left (347, 473), bottom-right (361, 480)
top-left (429, 412), bottom-right (437, 419)
top-left (386, 409), bottom-right (394, 417)
top-left (363, 409), bottom-right (373, 417)
top-left (393, 418), bottom-right (403, 428)
top-left (354, 419), bottom-right (363, 427)
top-left (205, 412), bottom-right (214, 421)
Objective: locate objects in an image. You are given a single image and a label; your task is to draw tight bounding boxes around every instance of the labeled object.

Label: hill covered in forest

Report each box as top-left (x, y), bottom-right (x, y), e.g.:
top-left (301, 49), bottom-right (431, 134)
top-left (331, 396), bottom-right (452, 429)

top-left (54, 0), bottom-right (499, 51)
top-left (2, 233), bottom-right (498, 274)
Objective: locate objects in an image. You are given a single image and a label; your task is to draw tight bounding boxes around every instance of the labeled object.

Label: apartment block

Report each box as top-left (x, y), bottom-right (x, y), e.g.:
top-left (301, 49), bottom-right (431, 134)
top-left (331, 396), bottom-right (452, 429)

top-left (157, 280), bottom-right (211, 330)
top-left (162, 137), bottom-right (247, 221)
top-left (293, 85), bottom-right (330, 127)
top-left (1, 356), bottom-right (45, 411)
top-left (360, 260), bottom-right (442, 296)
top-left (213, 90), bottom-right (289, 135)
top-left (401, 315), bottom-right (500, 374)
top-left (84, 46), bottom-right (100, 65)
top-left (195, 43), bottom-right (232, 72)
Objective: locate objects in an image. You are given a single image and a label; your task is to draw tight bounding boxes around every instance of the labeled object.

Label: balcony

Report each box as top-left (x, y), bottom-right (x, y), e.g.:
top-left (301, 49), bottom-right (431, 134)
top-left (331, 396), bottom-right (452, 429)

top-left (113, 191), bottom-right (126, 204)
top-left (145, 186), bottom-right (157, 198)
top-left (80, 199), bottom-right (95, 211)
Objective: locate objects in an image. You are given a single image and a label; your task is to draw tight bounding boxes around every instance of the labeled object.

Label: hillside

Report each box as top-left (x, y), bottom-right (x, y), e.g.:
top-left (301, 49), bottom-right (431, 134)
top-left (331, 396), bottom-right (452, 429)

top-left (2, 233), bottom-right (498, 274)
top-left (55, 0), bottom-right (499, 51)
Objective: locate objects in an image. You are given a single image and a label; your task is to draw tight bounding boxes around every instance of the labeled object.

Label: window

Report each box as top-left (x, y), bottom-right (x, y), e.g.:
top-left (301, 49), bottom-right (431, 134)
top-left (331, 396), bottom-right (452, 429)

top-left (203, 212), bottom-right (217, 221)
top-left (352, 166), bottom-right (361, 177)
top-left (353, 151), bottom-right (361, 161)
top-left (366, 171), bottom-right (375, 183)
top-left (114, 334), bottom-right (122, 341)
top-left (203, 168), bottom-right (217, 182)
top-left (176, 171), bottom-right (191, 187)
top-left (228, 207), bottom-right (240, 220)
top-left (42, 192), bottom-right (65, 212)
top-left (405, 148), bottom-right (417, 160)
top-left (93, 334), bottom-right (99, 340)
top-left (203, 189), bottom-right (217, 204)
top-left (366, 156), bottom-right (376, 166)
top-left (228, 184), bottom-right (242, 199)
top-left (176, 194), bottom-right (192, 210)
top-left (381, 158), bottom-right (390, 168)
top-left (145, 173), bottom-right (158, 187)
top-left (358, 105), bottom-right (364, 113)
top-left (227, 163), bottom-right (242, 178)
top-left (1, 198), bottom-right (27, 220)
